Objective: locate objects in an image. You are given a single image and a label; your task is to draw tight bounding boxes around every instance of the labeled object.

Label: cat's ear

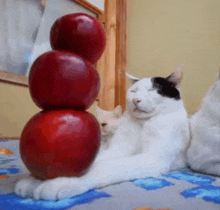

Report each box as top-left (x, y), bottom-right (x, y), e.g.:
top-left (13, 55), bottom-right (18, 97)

top-left (126, 72), bottom-right (140, 84)
top-left (113, 105), bottom-right (122, 118)
top-left (166, 64), bottom-right (185, 87)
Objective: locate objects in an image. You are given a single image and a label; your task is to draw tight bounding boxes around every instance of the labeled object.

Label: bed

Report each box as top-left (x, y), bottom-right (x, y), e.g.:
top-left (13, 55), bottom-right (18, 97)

top-left (0, 139), bottom-right (219, 210)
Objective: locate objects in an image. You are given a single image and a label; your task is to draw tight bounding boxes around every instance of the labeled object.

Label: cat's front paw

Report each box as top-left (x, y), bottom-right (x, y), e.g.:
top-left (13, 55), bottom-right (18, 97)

top-left (15, 176), bottom-right (92, 201)
top-left (15, 176), bottom-right (43, 198)
top-left (33, 177), bottom-right (88, 200)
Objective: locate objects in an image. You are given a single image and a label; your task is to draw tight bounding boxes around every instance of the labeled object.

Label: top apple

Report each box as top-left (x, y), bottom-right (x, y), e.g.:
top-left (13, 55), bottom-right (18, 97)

top-left (50, 13), bottom-right (106, 64)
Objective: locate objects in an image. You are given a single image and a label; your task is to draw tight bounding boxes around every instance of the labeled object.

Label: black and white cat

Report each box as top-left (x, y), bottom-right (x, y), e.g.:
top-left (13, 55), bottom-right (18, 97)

top-left (15, 65), bottom-right (190, 200)
top-left (187, 69), bottom-right (220, 176)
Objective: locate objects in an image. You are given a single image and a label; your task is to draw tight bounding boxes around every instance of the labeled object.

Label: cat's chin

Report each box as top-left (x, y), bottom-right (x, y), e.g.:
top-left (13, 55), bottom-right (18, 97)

top-left (133, 107), bottom-right (151, 113)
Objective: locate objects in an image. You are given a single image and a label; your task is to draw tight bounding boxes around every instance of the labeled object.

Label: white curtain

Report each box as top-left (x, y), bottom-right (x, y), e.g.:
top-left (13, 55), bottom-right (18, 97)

top-left (0, 0), bottom-right (44, 75)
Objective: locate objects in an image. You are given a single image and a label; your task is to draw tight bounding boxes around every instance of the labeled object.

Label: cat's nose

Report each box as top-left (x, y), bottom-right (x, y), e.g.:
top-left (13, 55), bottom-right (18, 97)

top-left (132, 98), bottom-right (141, 105)
top-left (101, 123), bottom-right (107, 127)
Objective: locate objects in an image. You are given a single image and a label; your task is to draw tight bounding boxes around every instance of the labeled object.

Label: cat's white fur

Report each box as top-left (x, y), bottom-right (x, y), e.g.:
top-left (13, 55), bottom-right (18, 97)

top-left (95, 105), bottom-right (123, 150)
top-left (187, 69), bottom-right (220, 176)
top-left (15, 66), bottom-right (190, 200)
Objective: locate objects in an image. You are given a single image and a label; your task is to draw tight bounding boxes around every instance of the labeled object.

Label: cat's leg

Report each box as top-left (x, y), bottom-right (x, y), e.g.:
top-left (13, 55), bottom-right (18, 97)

top-left (95, 113), bottom-right (142, 162)
top-left (21, 152), bottom-right (170, 200)
top-left (95, 139), bottom-right (133, 162)
top-left (95, 128), bottom-right (142, 161)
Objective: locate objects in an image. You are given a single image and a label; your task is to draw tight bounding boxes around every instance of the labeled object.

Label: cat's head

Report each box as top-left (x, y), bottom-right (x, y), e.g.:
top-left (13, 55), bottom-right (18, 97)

top-left (95, 105), bottom-right (123, 137)
top-left (126, 65), bottom-right (184, 119)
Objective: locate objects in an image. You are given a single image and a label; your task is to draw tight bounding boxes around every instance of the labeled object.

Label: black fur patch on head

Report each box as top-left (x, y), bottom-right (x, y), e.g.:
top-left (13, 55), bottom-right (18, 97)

top-left (151, 77), bottom-right (181, 100)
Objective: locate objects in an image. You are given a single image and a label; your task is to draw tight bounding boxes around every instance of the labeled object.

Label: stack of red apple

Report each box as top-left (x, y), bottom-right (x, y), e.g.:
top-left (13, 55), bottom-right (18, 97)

top-left (20, 13), bottom-right (106, 180)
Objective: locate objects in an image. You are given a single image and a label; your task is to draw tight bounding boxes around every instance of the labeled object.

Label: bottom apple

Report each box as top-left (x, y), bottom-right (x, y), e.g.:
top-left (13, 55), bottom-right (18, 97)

top-left (20, 109), bottom-right (101, 180)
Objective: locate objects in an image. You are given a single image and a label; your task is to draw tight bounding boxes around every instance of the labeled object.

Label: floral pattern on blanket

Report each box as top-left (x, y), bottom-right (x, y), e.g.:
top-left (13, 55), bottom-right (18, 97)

top-left (164, 171), bottom-right (216, 185)
top-left (133, 178), bottom-right (174, 190)
top-left (164, 171), bottom-right (220, 204)
top-left (182, 185), bottom-right (220, 204)
top-left (0, 140), bottom-right (220, 210)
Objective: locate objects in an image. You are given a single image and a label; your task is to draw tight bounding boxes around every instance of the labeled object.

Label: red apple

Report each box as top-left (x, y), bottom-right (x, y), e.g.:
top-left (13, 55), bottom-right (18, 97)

top-left (50, 13), bottom-right (106, 64)
top-left (29, 50), bottom-right (100, 110)
top-left (20, 109), bottom-right (101, 180)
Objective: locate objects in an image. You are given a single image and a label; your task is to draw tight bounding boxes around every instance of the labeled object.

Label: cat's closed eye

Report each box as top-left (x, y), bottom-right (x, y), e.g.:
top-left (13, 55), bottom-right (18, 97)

top-left (148, 88), bottom-right (156, 91)
top-left (130, 90), bottom-right (136, 93)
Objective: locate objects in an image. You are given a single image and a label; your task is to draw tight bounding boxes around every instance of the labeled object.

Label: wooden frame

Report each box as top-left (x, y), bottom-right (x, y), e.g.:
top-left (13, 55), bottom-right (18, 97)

top-left (0, 70), bottom-right (28, 87)
top-left (98, 0), bottom-right (127, 112)
top-left (98, 0), bottom-right (117, 111)
top-left (115, 0), bottom-right (127, 112)
top-left (73, 0), bottom-right (103, 16)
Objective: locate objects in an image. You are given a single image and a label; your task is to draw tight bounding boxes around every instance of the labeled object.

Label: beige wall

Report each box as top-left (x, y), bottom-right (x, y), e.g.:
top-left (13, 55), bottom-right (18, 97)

top-left (0, 82), bottom-right (98, 139)
top-left (0, 82), bottom-right (41, 138)
top-left (127, 0), bottom-right (220, 114)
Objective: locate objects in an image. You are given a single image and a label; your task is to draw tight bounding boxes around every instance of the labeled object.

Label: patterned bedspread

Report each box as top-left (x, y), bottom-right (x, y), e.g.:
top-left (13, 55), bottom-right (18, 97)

top-left (0, 140), bottom-right (219, 210)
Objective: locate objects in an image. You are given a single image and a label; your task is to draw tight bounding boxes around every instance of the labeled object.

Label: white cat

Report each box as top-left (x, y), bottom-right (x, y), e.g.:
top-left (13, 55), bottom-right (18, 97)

top-left (95, 105), bottom-right (123, 150)
top-left (187, 69), bottom-right (220, 176)
top-left (15, 65), bottom-right (190, 200)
